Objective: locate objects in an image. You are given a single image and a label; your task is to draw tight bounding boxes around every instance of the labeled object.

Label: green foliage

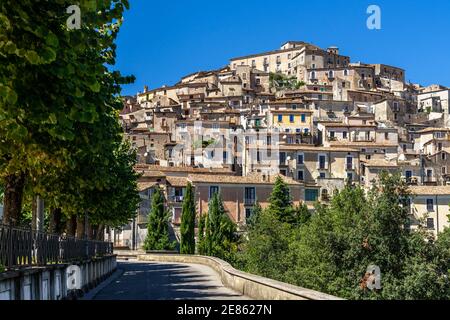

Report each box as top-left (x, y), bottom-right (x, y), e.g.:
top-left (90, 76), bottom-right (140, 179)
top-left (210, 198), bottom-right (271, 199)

top-left (236, 209), bottom-right (294, 280)
top-left (180, 183), bottom-right (196, 254)
top-left (144, 187), bottom-right (176, 251)
top-left (0, 1), bottom-right (139, 228)
top-left (238, 172), bottom-right (450, 300)
top-left (197, 213), bottom-right (207, 255)
top-left (193, 139), bottom-right (216, 150)
top-left (0, 264), bottom-right (5, 273)
top-left (269, 73), bottom-right (305, 91)
top-left (267, 176), bottom-right (296, 224)
top-left (198, 193), bottom-right (238, 262)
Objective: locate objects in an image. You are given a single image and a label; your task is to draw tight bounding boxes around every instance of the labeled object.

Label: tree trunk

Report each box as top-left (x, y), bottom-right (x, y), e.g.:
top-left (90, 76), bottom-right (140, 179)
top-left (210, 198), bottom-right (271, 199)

top-left (31, 196), bottom-right (44, 231)
top-left (48, 208), bottom-right (63, 234)
top-left (95, 224), bottom-right (105, 241)
top-left (31, 197), bottom-right (37, 229)
top-left (76, 216), bottom-right (85, 239)
top-left (66, 215), bottom-right (77, 237)
top-left (2, 173), bottom-right (26, 226)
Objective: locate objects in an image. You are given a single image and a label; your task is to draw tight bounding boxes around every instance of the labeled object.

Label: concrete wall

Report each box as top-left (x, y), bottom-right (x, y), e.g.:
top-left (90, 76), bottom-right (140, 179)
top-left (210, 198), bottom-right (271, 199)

top-left (0, 255), bottom-right (116, 300)
top-left (138, 254), bottom-right (343, 300)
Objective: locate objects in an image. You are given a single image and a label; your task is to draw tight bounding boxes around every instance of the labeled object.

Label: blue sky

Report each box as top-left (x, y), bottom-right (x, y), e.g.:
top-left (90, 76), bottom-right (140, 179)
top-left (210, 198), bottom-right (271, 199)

top-left (115, 0), bottom-right (450, 96)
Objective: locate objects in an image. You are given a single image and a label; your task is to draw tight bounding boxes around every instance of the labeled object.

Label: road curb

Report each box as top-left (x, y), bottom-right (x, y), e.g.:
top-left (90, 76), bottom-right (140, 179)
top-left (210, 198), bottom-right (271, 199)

top-left (81, 268), bottom-right (124, 300)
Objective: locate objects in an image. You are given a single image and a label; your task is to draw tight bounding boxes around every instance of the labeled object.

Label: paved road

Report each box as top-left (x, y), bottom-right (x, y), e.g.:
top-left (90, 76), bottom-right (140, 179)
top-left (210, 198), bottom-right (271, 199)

top-left (93, 260), bottom-right (249, 300)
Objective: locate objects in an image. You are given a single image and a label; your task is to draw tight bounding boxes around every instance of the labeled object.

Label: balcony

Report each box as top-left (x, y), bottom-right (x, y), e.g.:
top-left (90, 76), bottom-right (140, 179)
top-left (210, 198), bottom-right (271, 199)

top-left (170, 196), bottom-right (184, 203)
top-left (244, 198), bottom-right (256, 206)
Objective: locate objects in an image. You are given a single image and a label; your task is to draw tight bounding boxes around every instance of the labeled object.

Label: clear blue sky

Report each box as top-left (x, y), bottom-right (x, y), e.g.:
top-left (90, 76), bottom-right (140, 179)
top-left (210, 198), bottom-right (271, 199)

top-left (115, 0), bottom-right (450, 96)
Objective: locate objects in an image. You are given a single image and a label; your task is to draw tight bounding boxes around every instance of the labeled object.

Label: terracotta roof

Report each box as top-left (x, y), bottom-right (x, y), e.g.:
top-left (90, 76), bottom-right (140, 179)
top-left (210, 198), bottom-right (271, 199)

top-left (409, 186), bottom-right (450, 196)
top-left (188, 174), bottom-right (301, 185)
top-left (137, 182), bottom-right (158, 192)
top-left (330, 141), bottom-right (398, 148)
top-left (269, 109), bottom-right (314, 114)
top-left (246, 144), bottom-right (357, 152)
top-left (320, 123), bottom-right (376, 128)
top-left (135, 165), bottom-right (233, 174)
top-left (416, 128), bottom-right (450, 134)
top-left (277, 145), bottom-right (358, 152)
top-left (166, 176), bottom-right (188, 187)
top-left (362, 159), bottom-right (398, 168)
top-left (140, 171), bottom-right (166, 178)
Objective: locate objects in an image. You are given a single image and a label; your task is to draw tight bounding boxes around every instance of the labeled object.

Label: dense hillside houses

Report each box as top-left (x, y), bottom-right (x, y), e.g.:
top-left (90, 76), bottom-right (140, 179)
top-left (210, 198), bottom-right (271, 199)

top-left (114, 41), bottom-right (450, 248)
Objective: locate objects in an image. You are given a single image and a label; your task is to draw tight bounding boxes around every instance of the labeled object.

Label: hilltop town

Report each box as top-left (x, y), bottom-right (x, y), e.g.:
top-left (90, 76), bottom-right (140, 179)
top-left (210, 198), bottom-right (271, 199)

top-left (116, 41), bottom-right (450, 246)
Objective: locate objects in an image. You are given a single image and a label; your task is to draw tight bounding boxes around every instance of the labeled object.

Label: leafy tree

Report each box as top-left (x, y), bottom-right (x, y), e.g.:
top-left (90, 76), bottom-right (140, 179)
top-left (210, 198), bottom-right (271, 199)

top-left (144, 187), bottom-right (176, 251)
top-left (0, 1), bottom-right (137, 230)
top-left (180, 183), bottom-right (195, 254)
top-left (237, 209), bottom-right (293, 281)
top-left (198, 193), bottom-right (238, 261)
top-left (238, 171), bottom-right (450, 300)
top-left (293, 202), bottom-right (311, 226)
top-left (267, 176), bottom-right (295, 223)
top-left (246, 202), bottom-right (263, 228)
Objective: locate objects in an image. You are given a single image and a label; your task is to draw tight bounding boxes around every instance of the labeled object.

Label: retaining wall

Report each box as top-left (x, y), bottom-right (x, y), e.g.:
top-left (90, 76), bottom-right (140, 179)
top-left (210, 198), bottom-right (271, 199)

top-left (138, 254), bottom-right (342, 300)
top-left (0, 255), bottom-right (116, 300)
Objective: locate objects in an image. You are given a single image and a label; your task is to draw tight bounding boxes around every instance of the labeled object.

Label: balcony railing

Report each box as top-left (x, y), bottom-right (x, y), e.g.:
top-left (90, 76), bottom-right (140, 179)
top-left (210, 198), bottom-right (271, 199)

top-left (170, 196), bottom-right (184, 203)
top-left (0, 224), bottom-right (113, 271)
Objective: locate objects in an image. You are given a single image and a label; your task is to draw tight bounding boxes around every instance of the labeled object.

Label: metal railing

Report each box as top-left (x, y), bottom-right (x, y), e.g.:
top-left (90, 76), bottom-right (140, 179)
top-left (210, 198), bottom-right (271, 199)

top-left (0, 224), bottom-right (113, 271)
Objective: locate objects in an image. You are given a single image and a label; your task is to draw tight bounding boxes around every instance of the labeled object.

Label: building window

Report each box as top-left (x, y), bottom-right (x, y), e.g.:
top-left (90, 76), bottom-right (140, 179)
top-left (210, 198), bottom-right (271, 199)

top-left (442, 153), bottom-right (447, 160)
top-left (319, 172), bottom-right (326, 179)
top-left (279, 152), bottom-right (287, 165)
top-left (297, 154), bottom-right (304, 165)
top-left (347, 172), bottom-right (353, 181)
top-left (318, 155), bottom-right (326, 169)
top-left (301, 114), bottom-right (306, 123)
top-left (278, 115), bottom-right (283, 123)
top-left (344, 69), bottom-right (349, 76)
top-left (289, 115), bottom-right (295, 123)
top-left (209, 186), bottom-right (219, 199)
top-left (442, 167), bottom-right (446, 175)
top-left (297, 170), bottom-right (304, 181)
top-left (343, 131), bottom-right (348, 139)
top-left (280, 169), bottom-right (287, 176)
top-left (244, 187), bottom-right (256, 206)
top-left (305, 189), bottom-right (319, 202)
top-left (223, 151), bottom-right (228, 162)
top-left (427, 218), bottom-right (435, 229)
top-left (385, 132), bottom-right (389, 140)
top-left (427, 199), bottom-right (434, 212)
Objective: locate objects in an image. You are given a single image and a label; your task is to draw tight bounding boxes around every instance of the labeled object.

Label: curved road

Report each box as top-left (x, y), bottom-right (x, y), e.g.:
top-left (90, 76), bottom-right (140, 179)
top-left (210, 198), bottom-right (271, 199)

top-left (93, 260), bottom-right (249, 300)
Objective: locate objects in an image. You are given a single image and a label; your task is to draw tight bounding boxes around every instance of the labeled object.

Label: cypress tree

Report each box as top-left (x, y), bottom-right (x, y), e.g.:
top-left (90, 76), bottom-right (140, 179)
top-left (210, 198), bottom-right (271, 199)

top-left (268, 176), bottom-right (293, 223)
top-left (180, 183), bottom-right (195, 254)
top-left (144, 187), bottom-right (175, 251)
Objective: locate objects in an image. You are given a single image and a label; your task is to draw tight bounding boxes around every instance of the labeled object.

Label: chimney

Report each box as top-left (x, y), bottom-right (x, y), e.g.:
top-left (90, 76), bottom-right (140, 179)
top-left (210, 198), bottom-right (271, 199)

top-left (144, 85), bottom-right (149, 93)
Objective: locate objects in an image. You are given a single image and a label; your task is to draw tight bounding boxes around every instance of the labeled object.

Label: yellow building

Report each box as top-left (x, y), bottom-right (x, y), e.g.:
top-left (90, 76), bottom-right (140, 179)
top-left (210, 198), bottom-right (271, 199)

top-left (268, 108), bottom-right (313, 135)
